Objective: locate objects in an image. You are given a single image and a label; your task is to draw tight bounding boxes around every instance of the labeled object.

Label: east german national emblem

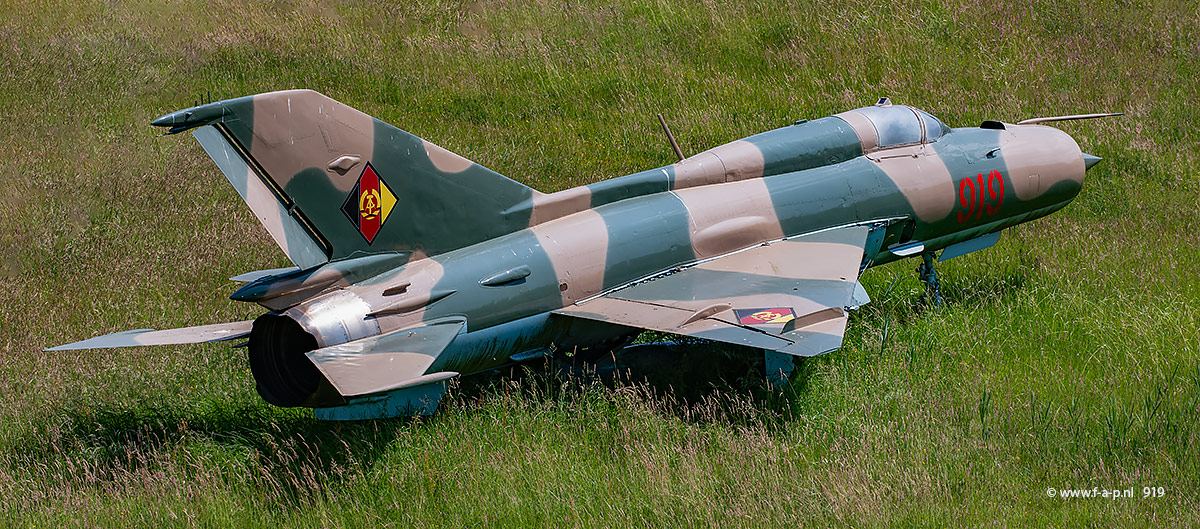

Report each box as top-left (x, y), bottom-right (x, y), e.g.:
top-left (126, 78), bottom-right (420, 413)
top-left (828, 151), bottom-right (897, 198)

top-left (734, 308), bottom-right (797, 325)
top-left (340, 162), bottom-right (396, 244)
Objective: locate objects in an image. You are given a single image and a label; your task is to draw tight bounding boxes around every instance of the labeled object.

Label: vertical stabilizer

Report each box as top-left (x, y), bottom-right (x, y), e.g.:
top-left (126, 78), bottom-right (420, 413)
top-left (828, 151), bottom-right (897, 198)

top-left (154, 90), bottom-right (537, 266)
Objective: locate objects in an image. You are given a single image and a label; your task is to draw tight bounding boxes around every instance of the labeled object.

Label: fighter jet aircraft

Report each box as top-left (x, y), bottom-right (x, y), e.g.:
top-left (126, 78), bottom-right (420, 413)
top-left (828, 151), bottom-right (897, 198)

top-left (48, 91), bottom-right (1113, 419)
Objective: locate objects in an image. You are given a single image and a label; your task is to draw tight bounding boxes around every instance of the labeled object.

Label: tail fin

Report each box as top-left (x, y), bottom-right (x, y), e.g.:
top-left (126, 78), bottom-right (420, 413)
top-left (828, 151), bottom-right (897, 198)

top-left (153, 90), bottom-right (536, 267)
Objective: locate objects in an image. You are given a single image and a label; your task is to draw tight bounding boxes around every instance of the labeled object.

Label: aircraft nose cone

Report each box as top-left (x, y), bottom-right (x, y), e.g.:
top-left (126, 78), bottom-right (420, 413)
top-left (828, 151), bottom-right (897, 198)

top-left (1005, 125), bottom-right (1087, 203)
top-left (1082, 153), bottom-right (1103, 170)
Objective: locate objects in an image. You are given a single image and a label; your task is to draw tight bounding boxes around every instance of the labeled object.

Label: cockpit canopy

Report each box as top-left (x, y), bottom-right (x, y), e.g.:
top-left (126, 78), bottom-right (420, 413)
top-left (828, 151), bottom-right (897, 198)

top-left (852, 103), bottom-right (951, 148)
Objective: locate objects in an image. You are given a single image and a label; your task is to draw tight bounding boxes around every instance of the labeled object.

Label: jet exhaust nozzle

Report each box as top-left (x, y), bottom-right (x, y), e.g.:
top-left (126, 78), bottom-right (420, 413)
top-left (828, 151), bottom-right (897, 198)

top-left (247, 314), bottom-right (342, 408)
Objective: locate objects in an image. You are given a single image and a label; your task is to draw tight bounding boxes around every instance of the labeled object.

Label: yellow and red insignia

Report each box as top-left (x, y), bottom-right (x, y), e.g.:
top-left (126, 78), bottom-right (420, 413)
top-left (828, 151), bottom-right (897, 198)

top-left (734, 307), bottom-right (797, 325)
top-left (340, 163), bottom-right (396, 244)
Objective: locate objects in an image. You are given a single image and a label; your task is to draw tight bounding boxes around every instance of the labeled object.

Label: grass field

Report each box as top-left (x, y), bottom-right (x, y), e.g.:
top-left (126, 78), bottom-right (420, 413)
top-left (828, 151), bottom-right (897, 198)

top-left (2, 0), bottom-right (1199, 526)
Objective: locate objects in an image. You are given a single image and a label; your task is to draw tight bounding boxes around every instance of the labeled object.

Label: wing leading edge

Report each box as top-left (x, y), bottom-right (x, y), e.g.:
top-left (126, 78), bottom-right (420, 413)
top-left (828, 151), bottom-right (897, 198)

top-left (554, 225), bottom-right (870, 357)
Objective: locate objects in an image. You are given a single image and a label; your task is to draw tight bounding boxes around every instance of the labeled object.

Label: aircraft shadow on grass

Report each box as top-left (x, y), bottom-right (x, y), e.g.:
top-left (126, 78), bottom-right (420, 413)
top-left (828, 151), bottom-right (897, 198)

top-left (10, 343), bottom-right (806, 502)
top-left (455, 338), bottom-right (823, 422)
top-left (14, 404), bottom-right (406, 501)
top-left (19, 268), bottom-right (1027, 500)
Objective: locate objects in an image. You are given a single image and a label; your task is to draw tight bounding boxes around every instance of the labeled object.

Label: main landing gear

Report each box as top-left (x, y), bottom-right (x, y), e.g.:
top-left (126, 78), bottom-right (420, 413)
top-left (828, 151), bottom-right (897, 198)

top-left (764, 350), bottom-right (794, 387)
top-left (916, 251), bottom-right (944, 308)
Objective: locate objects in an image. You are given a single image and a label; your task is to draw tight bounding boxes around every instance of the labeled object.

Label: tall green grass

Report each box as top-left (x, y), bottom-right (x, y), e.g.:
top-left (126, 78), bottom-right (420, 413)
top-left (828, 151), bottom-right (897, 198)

top-left (1, 0), bottom-right (1198, 526)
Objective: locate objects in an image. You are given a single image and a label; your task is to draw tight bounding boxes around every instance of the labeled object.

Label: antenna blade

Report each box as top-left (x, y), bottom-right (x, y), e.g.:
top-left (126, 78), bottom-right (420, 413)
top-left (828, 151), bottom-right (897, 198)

top-left (657, 113), bottom-right (685, 161)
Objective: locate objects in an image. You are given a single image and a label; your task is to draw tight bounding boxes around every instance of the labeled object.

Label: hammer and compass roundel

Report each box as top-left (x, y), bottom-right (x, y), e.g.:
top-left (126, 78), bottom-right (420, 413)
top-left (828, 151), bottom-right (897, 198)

top-left (340, 162), bottom-right (396, 244)
top-left (734, 307), bottom-right (797, 326)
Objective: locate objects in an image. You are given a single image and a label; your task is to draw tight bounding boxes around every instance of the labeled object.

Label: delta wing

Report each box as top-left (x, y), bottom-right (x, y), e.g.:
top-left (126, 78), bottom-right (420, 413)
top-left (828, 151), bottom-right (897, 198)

top-left (554, 225), bottom-right (869, 357)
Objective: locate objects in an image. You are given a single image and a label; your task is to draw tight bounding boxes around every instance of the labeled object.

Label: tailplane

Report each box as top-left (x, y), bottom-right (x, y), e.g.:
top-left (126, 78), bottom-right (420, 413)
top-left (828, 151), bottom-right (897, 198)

top-left (153, 90), bottom-right (536, 267)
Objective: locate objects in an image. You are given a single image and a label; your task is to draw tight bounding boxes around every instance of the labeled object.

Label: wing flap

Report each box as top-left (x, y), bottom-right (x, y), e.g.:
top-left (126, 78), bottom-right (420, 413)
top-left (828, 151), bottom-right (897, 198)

top-left (305, 317), bottom-right (465, 397)
top-left (45, 320), bottom-right (254, 351)
top-left (562, 297), bottom-right (794, 350)
top-left (779, 310), bottom-right (849, 357)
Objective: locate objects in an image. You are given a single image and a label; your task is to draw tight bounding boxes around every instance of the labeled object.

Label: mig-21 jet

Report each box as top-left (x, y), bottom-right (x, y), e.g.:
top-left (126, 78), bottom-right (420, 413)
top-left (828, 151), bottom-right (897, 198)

top-left (48, 91), bottom-right (1112, 419)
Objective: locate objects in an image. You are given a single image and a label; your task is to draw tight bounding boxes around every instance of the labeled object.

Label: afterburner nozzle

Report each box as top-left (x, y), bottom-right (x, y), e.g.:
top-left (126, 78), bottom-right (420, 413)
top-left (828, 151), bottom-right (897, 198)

top-left (1082, 153), bottom-right (1103, 170)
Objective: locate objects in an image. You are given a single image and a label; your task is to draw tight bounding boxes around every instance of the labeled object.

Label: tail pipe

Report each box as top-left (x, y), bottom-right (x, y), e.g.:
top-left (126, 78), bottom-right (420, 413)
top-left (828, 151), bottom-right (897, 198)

top-left (247, 314), bottom-right (343, 408)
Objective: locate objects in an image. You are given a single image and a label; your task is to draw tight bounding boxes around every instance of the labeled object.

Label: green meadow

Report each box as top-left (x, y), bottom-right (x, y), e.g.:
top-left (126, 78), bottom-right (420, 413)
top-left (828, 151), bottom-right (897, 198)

top-left (1, 0), bottom-right (1198, 526)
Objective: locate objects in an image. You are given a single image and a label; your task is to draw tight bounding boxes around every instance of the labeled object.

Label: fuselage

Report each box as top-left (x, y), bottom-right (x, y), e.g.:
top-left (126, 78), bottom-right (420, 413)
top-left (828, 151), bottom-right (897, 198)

top-left (247, 103), bottom-right (1089, 408)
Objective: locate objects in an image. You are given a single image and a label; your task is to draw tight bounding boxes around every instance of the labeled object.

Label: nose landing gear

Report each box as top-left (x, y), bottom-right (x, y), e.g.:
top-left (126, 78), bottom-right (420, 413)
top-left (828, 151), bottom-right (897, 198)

top-left (917, 252), bottom-right (944, 308)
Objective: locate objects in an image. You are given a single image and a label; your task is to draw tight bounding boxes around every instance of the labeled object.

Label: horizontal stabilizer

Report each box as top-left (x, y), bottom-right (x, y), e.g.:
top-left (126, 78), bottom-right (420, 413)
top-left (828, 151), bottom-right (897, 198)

top-left (849, 281), bottom-right (871, 309)
top-left (778, 308), bottom-right (849, 357)
top-left (45, 321), bottom-right (254, 351)
top-left (305, 317), bottom-right (465, 397)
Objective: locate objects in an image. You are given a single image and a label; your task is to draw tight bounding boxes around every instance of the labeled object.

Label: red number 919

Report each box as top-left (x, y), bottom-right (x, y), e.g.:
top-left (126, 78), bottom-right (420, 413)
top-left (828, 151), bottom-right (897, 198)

top-left (957, 169), bottom-right (1004, 224)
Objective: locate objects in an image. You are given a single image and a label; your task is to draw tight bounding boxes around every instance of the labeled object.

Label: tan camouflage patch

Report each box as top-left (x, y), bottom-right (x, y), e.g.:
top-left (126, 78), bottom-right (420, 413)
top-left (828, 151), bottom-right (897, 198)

top-left (709, 140), bottom-right (766, 182)
top-left (249, 90), bottom-right (375, 193)
top-left (355, 256), bottom-right (448, 337)
top-left (834, 110), bottom-right (879, 152)
top-left (530, 209), bottom-right (609, 305)
top-left (672, 151), bottom-right (726, 188)
top-left (671, 140), bottom-right (766, 190)
top-left (673, 178), bottom-right (785, 258)
top-left (1005, 125), bottom-right (1085, 201)
top-left (529, 187), bottom-right (592, 226)
top-left (422, 140), bottom-right (475, 173)
top-left (871, 144), bottom-right (956, 222)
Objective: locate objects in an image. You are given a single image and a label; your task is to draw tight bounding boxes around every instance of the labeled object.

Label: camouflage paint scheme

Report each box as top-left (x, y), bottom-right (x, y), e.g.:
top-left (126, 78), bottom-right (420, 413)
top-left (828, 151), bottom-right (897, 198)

top-left (49, 90), bottom-right (1101, 420)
